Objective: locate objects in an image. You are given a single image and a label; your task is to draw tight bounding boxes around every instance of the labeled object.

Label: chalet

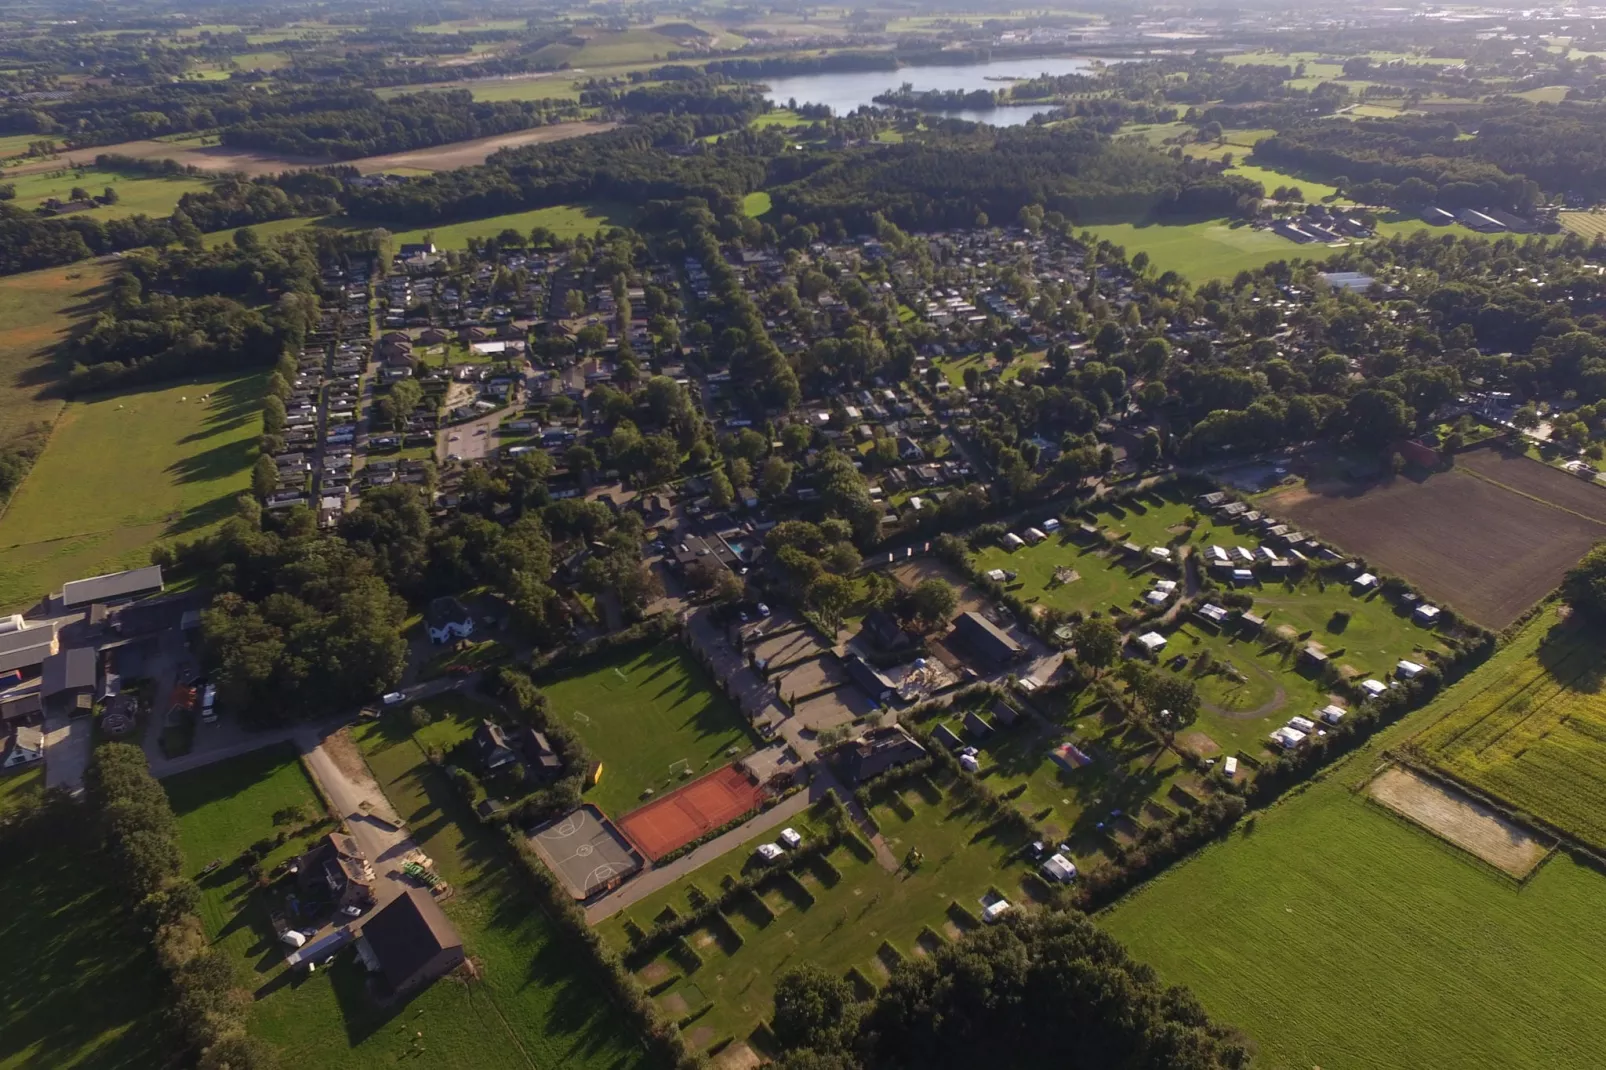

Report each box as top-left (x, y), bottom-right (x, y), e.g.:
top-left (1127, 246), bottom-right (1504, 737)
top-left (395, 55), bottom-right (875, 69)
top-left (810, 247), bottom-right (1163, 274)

top-left (472, 720), bottom-right (518, 771)
top-left (931, 723), bottom-right (964, 751)
top-left (949, 611), bottom-right (1023, 671)
top-left (962, 709), bottom-right (994, 740)
top-left (860, 609), bottom-right (918, 653)
top-left (516, 728), bottom-right (563, 782)
top-left (840, 725), bottom-right (927, 784)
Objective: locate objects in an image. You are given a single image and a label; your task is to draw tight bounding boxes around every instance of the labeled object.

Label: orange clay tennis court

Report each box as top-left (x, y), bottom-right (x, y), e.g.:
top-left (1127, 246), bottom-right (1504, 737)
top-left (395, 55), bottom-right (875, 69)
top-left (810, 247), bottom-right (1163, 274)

top-left (616, 764), bottom-right (763, 861)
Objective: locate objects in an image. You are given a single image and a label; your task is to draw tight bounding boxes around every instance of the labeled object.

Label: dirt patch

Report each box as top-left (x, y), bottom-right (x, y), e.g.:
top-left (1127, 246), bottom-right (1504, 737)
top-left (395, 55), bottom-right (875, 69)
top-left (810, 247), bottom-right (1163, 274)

top-left (685, 1026), bottom-right (715, 1051)
top-left (891, 558), bottom-right (988, 615)
top-left (1267, 454), bottom-right (1606, 629)
top-left (323, 727), bottom-right (372, 783)
top-left (941, 920), bottom-right (964, 941)
top-left (1369, 765), bottom-right (1550, 878)
top-left (657, 992), bottom-right (689, 1016)
top-left (713, 1043), bottom-right (763, 1070)
top-left (638, 961), bottom-right (671, 984)
top-left (1176, 730), bottom-right (1221, 758)
top-left (34, 122), bottom-right (617, 179)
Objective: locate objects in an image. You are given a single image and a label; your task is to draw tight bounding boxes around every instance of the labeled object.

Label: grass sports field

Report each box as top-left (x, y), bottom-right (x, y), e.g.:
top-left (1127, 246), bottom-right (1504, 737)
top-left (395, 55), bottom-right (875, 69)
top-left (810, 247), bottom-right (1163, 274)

top-left (166, 728), bottom-right (651, 1070)
top-left (0, 800), bottom-right (165, 1068)
top-left (0, 262), bottom-right (111, 448)
top-left (1102, 706), bottom-right (1606, 1070)
top-left (540, 644), bottom-right (757, 818)
top-left (0, 372), bottom-right (265, 610)
top-left (1267, 448), bottom-right (1606, 629)
top-left (1413, 607), bottom-right (1606, 852)
top-left (598, 771), bottom-right (1039, 1058)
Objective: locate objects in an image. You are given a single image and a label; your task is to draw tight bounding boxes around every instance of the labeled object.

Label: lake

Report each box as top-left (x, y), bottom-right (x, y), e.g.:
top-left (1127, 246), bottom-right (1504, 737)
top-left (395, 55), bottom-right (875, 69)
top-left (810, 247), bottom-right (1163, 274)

top-left (759, 55), bottom-right (1096, 126)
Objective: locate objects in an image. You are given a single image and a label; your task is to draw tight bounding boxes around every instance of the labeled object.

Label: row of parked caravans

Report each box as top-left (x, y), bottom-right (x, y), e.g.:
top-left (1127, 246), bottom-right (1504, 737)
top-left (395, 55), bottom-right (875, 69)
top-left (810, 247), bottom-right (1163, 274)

top-left (1000, 517), bottom-right (1063, 550)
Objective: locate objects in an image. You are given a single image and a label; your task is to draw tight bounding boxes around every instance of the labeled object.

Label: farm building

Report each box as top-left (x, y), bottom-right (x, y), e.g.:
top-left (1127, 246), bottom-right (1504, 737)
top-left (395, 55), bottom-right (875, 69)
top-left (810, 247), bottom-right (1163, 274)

top-left (356, 888), bottom-right (465, 1000)
top-left (0, 622), bottom-right (57, 675)
top-left (59, 565), bottom-right (164, 610)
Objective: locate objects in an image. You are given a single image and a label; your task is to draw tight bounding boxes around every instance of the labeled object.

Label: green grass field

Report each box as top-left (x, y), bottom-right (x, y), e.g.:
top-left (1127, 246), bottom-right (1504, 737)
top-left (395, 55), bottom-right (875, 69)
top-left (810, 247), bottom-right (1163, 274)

top-left (597, 771), bottom-right (1039, 1053)
top-left (0, 766), bottom-right (42, 818)
top-left (1228, 161), bottom-right (1341, 202)
top-left (164, 745), bottom-right (330, 941)
top-left (1558, 210), bottom-right (1606, 240)
top-left (1, 166), bottom-right (211, 221)
top-left (164, 727), bottom-right (652, 1070)
top-left (540, 644), bottom-right (757, 817)
top-left (1413, 607), bottom-right (1606, 852)
top-left (202, 215), bottom-right (320, 248)
top-left (338, 202), bottom-right (633, 250)
top-left (742, 191), bottom-right (772, 218)
top-left (1083, 214), bottom-right (1457, 282)
top-left (0, 372), bottom-right (265, 609)
top-left (0, 801), bottom-right (166, 1069)
top-left (1102, 706), bottom-right (1606, 1070)
top-left (0, 262), bottom-right (112, 448)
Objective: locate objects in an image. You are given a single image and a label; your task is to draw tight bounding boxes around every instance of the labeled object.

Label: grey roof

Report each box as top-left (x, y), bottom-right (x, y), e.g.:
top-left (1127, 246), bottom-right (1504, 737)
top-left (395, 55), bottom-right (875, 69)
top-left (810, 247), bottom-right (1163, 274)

top-left (953, 611), bottom-right (1023, 662)
top-left (41, 647), bottom-right (95, 696)
top-left (61, 565), bottom-right (164, 608)
top-left (0, 623), bottom-right (56, 672)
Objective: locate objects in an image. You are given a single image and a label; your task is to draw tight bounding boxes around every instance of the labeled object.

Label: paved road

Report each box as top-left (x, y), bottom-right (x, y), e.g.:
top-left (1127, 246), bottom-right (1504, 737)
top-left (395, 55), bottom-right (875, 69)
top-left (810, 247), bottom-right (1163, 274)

top-left (42, 710), bottom-right (90, 794)
top-left (147, 676), bottom-right (466, 779)
top-left (300, 728), bottom-right (423, 908)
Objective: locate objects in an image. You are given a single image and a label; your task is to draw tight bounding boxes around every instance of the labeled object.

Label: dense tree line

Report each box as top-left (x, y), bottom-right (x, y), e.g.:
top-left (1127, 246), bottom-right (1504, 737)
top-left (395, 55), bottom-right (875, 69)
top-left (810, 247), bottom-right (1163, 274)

top-left (769, 912), bottom-right (1247, 1069)
top-left (86, 744), bottom-right (279, 1070)
top-left (0, 83), bottom-right (379, 144)
top-left (766, 125), bottom-right (1259, 232)
top-left (341, 119), bottom-right (761, 225)
top-left (219, 90), bottom-right (580, 160)
top-left (0, 168), bottom-right (333, 278)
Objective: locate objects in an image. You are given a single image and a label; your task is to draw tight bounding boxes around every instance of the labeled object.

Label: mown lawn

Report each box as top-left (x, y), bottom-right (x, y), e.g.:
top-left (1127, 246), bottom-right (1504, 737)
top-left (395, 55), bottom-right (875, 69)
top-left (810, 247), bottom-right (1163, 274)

top-left (164, 744), bottom-right (329, 943)
top-left (0, 372), bottom-right (264, 609)
top-left (541, 644), bottom-right (758, 818)
top-left (1101, 708), bottom-right (1606, 1070)
top-left (597, 771), bottom-right (1040, 1055)
top-left (0, 801), bottom-right (166, 1069)
top-left (164, 723), bottom-right (654, 1070)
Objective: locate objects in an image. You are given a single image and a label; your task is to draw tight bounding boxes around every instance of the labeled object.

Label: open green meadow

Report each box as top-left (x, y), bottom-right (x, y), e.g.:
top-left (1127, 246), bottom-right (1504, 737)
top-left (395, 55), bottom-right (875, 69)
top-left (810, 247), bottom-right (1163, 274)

top-left (0, 801), bottom-right (165, 1069)
top-left (540, 644), bottom-right (757, 818)
top-left (596, 770), bottom-right (1040, 1055)
top-left (1102, 705), bottom-right (1606, 1070)
top-left (0, 262), bottom-right (112, 448)
top-left (1083, 214), bottom-right (1453, 282)
top-left (2, 166), bottom-right (211, 221)
top-left (1412, 607), bottom-right (1606, 852)
top-left (0, 372), bottom-right (265, 609)
top-left (1228, 161), bottom-right (1341, 202)
top-left (203, 215), bottom-right (319, 248)
top-left (165, 721), bottom-right (652, 1070)
top-left (349, 202), bottom-right (634, 250)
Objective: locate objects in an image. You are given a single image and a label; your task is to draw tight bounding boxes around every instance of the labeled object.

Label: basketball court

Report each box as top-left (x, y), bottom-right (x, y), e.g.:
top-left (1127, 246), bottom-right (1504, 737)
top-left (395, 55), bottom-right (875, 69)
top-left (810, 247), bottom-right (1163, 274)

top-left (615, 764), bottom-right (764, 862)
top-left (529, 805), bottom-right (644, 900)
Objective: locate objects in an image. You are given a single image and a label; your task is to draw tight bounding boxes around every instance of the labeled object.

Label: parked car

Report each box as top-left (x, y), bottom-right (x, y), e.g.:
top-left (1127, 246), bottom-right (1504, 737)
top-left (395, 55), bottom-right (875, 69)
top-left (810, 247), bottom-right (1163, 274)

top-left (381, 691), bottom-right (407, 706)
